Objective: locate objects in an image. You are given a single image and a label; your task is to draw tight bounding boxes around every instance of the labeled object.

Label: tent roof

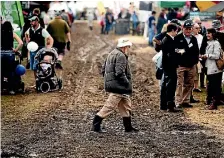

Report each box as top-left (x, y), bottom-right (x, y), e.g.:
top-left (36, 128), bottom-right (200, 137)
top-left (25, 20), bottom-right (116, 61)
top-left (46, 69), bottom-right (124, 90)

top-left (205, 1), bottom-right (224, 12)
top-left (160, 1), bottom-right (186, 8)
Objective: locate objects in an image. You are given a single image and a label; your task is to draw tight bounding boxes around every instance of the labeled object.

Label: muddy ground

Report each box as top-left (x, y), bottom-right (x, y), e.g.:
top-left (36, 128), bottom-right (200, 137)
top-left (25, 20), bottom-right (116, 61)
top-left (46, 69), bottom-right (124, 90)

top-left (1, 22), bottom-right (224, 158)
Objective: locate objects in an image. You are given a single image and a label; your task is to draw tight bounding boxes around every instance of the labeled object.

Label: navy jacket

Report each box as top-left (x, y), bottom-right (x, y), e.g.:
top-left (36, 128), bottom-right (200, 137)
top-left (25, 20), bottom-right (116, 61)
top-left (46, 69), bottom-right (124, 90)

top-left (174, 33), bottom-right (199, 67)
top-left (161, 34), bottom-right (180, 72)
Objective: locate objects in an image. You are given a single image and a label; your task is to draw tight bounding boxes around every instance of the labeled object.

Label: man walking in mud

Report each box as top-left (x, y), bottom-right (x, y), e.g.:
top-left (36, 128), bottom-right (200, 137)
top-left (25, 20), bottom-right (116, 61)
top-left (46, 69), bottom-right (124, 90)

top-left (92, 38), bottom-right (138, 133)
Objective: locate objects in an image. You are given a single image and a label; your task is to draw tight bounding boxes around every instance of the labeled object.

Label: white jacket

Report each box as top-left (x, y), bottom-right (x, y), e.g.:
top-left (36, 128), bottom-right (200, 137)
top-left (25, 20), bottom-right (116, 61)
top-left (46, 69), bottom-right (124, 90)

top-left (205, 40), bottom-right (222, 75)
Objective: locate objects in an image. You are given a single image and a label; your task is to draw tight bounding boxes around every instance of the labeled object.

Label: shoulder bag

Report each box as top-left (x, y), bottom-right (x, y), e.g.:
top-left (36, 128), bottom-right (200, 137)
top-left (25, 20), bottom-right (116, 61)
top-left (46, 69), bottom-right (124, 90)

top-left (215, 46), bottom-right (224, 70)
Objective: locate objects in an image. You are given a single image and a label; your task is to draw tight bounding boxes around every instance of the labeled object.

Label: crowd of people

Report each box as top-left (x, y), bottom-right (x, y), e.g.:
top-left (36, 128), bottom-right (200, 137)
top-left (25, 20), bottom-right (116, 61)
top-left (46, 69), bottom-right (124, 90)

top-left (1, 5), bottom-right (224, 134)
top-left (152, 17), bottom-right (224, 111)
top-left (1, 7), bottom-right (72, 93)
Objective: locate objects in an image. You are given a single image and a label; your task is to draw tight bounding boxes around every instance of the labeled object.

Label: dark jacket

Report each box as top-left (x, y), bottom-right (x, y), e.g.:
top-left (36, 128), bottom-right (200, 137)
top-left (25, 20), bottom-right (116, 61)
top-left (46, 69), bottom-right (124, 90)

top-left (216, 31), bottom-right (224, 50)
top-left (200, 35), bottom-right (207, 55)
top-left (21, 17), bottom-right (45, 39)
top-left (161, 34), bottom-right (180, 72)
top-left (156, 17), bottom-right (167, 34)
top-left (154, 31), bottom-right (167, 52)
top-left (174, 33), bottom-right (199, 67)
top-left (102, 48), bottom-right (132, 95)
top-left (29, 27), bottom-right (45, 47)
top-left (199, 26), bottom-right (207, 36)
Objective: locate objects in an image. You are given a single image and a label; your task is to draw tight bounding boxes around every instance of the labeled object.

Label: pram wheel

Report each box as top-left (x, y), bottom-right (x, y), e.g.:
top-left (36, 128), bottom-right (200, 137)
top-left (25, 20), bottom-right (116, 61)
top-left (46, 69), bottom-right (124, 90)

top-left (58, 79), bottom-right (63, 90)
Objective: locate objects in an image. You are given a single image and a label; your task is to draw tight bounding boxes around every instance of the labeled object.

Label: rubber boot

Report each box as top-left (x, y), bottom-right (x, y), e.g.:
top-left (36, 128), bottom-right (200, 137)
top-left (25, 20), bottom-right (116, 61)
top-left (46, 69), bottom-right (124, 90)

top-left (208, 97), bottom-right (218, 110)
top-left (167, 102), bottom-right (181, 112)
top-left (190, 95), bottom-right (200, 103)
top-left (92, 115), bottom-right (106, 133)
top-left (123, 117), bottom-right (138, 132)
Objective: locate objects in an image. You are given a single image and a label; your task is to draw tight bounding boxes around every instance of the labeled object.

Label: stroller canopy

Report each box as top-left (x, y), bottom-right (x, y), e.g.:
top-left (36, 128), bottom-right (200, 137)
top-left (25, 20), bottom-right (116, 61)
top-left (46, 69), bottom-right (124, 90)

top-left (35, 47), bottom-right (58, 63)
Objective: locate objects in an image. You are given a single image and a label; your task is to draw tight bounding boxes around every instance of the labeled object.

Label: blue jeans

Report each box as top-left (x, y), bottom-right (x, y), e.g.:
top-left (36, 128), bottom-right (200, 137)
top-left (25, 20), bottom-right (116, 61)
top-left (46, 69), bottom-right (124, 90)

top-left (148, 28), bottom-right (155, 45)
top-left (132, 22), bottom-right (138, 30)
top-left (105, 23), bottom-right (112, 33)
top-left (1, 51), bottom-right (16, 90)
top-left (30, 51), bottom-right (38, 71)
top-left (1, 51), bottom-right (15, 76)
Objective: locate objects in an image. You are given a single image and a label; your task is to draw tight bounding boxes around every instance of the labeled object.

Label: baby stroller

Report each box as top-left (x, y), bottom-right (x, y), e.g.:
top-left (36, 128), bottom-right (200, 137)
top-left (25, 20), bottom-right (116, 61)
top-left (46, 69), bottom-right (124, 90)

top-left (35, 47), bottom-right (62, 93)
top-left (1, 50), bottom-right (25, 94)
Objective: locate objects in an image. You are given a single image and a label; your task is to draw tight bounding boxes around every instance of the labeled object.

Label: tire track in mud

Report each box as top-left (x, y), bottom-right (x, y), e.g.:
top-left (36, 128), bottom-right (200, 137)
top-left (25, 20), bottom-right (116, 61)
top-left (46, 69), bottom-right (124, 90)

top-left (64, 34), bottom-right (109, 109)
top-left (62, 26), bottom-right (116, 109)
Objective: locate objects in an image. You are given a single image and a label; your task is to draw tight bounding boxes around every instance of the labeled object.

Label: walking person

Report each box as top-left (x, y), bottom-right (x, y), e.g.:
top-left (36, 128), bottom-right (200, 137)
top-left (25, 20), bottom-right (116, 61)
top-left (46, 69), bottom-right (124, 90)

top-left (32, 8), bottom-right (45, 28)
top-left (92, 38), bottom-right (138, 133)
top-left (148, 11), bottom-right (157, 46)
top-left (47, 10), bottom-right (71, 70)
top-left (160, 23), bottom-right (180, 112)
top-left (201, 28), bottom-right (223, 110)
top-left (25, 16), bottom-right (53, 86)
top-left (175, 19), bottom-right (199, 108)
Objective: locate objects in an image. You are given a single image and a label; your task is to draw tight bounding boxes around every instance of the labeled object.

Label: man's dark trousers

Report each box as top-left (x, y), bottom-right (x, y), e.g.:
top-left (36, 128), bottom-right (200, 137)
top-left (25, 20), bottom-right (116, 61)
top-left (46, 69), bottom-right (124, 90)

top-left (160, 70), bottom-right (177, 110)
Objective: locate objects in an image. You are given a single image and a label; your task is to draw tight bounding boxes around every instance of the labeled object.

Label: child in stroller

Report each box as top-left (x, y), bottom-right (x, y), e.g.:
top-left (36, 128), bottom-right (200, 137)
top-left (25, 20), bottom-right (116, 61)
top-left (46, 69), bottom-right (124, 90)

top-left (35, 47), bottom-right (62, 93)
top-left (1, 50), bottom-right (25, 94)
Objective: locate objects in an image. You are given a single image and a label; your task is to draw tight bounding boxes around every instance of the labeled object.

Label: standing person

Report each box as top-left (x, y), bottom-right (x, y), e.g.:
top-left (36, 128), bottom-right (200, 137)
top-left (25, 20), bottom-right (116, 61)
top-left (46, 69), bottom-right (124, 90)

top-left (105, 9), bottom-right (112, 34)
top-left (153, 19), bottom-right (182, 52)
top-left (160, 23), bottom-right (180, 112)
top-left (193, 17), bottom-right (207, 36)
top-left (192, 23), bottom-right (203, 93)
top-left (194, 17), bottom-right (207, 89)
top-left (87, 11), bottom-right (94, 30)
top-left (25, 16), bottom-right (53, 85)
top-left (175, 19), bottom-right (199, 108)
top-left (201, 28), bottom-right (223, 110)
top-left (1, 21), bottom-right (23, 94)
top-left (167, 8), bottom-right (177, 21)
top-left (92, 38), bottom-right (138, 133)
top-left (156, 12), bottom-right (167, 34)
top-left (131, 11), bottom-right (139, 35)
top-left (100, 12), bottom-right (105, 34)
top-left (47, 10), bottom-right (71, 70)
top-left (152, 20), bottom-right (182, 110)
top-left (61, 9), bottom-right (72, 28)
top-left (212, 20), bottom-right (224, 49)
top-left (32, 8), bottom-right (45, 28)
top-left (148, 11), bottom-right (157, 46)
top-left (189, 23), bottom-right (204, 103)
top-left (211, 20), bottom-right (224, 105)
